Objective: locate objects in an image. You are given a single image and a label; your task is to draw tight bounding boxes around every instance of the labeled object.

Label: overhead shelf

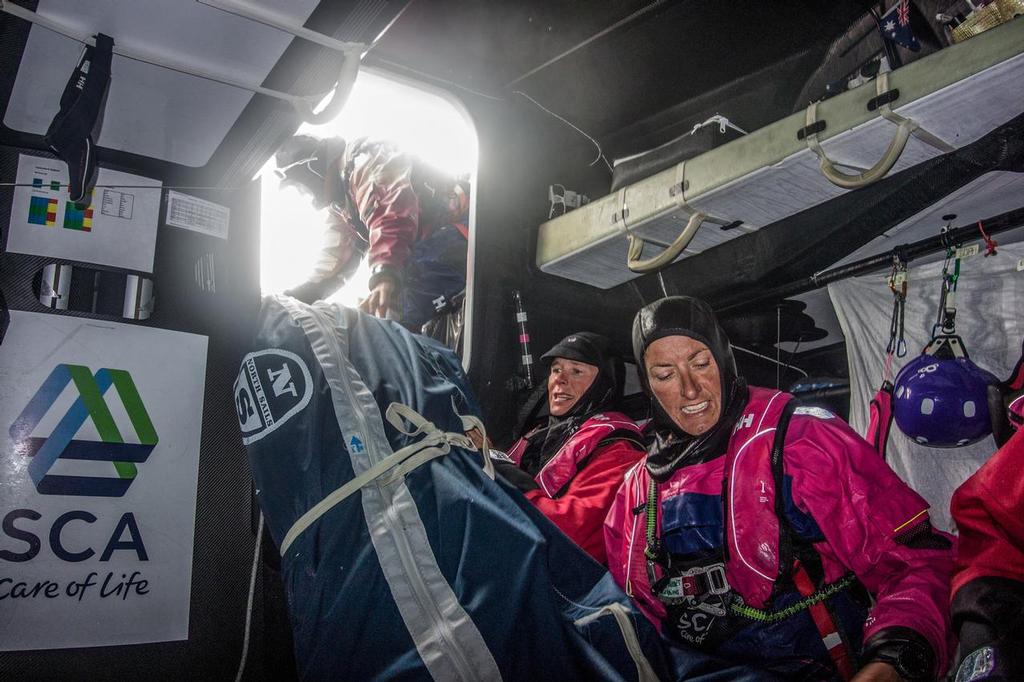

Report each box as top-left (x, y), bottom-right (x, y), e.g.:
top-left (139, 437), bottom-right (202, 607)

top-left (536, 18), bottom-right (1024, 289)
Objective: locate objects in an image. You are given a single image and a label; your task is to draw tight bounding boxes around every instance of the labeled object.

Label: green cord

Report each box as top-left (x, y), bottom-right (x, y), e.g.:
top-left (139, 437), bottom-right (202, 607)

top-left (729, 574), bottom-right (857, 623)
top-left (644, 477), bottom-right (659, 561)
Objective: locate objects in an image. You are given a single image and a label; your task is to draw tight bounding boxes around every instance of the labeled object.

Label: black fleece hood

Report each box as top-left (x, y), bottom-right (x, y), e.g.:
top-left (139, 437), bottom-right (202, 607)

top-left (515, 332), bottom-right (624, 476)
top-left (541, 331), bottom-right (623, 419)
top-left (632, 296), bottom-right (748, 480)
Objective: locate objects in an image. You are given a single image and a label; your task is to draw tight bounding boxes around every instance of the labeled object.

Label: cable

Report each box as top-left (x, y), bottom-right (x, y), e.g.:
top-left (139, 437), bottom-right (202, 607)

top-left (371, 56), bottom-right (506, 102)
top-left (235, 512), bottom-right (264, 682)
top-left (731, 343), bottom-right (809, 378)
top-left (512, 90), bottom-right (613, 172)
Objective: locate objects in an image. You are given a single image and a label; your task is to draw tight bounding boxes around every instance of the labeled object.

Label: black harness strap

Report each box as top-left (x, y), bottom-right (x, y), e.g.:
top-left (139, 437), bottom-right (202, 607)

top-left (769, 400), bottom-right (859, 678)
top-left (771, 399), bottom-right (801, 587)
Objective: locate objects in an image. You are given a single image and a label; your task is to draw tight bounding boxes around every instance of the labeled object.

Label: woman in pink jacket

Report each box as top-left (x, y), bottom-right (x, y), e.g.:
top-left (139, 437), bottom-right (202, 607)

top-left (604, 296), bottom-right (954, 681)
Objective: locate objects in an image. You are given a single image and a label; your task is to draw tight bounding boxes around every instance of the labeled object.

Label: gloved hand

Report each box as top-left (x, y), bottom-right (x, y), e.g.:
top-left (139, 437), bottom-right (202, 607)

top-left (491, 459), bottom-right (540, 492)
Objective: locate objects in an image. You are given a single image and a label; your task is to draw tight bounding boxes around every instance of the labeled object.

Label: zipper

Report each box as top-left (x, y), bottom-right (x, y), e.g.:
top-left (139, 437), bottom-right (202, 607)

top-left (301, 302), bottom-right (481, 682)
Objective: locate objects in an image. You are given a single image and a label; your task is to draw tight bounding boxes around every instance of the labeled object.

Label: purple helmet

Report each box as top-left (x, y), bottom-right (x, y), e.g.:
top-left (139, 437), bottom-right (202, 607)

top-left (893, 340), bottom-right (998, 447)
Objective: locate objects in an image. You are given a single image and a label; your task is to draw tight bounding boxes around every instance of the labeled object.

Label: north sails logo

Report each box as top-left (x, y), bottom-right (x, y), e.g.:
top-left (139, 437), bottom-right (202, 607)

top-left (9, 364), bottom-right (158, 497)
top-left (234, 349), bottom-right (312, 445)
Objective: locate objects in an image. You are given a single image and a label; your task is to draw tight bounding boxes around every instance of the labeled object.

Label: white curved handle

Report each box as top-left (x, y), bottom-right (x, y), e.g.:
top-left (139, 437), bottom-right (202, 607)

top-left (293, 48), bottom-right (361, 124)
top-left (817, 118), bottom-right (915, 190)
top-left (626, 212), bottom-right (706, 273)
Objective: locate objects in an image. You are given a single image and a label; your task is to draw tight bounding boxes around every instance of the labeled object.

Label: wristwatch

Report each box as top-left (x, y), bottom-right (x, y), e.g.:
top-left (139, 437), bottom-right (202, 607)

top-left (868, 640), bottom-right (933, 681)
top-left (367, 262), bottom-right (401, 291)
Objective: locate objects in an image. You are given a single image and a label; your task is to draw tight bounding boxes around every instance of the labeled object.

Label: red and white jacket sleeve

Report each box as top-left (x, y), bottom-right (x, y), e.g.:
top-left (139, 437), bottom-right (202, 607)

top-left (347, 142), bottom-right (420, 274)
top-left (951, 428), bottom-right (1024, 592)
top-left (525, 439), bottom-right (643, 566)
top-left (785, 415), bottom-right (954, 675)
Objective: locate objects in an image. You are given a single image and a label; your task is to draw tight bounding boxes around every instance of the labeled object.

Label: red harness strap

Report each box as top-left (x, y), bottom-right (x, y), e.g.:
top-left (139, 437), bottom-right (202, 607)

top-left (792, 562), bottom-right (856, 681)
top-left (866, 382), bottom-right (895, 459)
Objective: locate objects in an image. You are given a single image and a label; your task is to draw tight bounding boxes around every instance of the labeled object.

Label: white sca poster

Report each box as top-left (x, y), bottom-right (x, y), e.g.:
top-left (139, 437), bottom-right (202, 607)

top-left (6, 153), bottom-right (162, 273)
top-left (0, 312), bottom-right (207, 650)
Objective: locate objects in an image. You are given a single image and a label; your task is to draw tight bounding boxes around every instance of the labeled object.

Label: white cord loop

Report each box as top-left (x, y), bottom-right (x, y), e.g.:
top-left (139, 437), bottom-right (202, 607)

top-left (280, 402), bottom-right (493, 555)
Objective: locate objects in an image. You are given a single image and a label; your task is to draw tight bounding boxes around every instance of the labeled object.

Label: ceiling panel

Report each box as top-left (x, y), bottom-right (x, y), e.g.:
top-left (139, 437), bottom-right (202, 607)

top-left (3, 0), bottom-right (320, 166)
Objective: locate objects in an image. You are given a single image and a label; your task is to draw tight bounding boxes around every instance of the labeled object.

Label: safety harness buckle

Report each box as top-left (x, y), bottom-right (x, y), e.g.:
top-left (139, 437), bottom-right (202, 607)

top-left (651, 562), bottom-right (731, 605)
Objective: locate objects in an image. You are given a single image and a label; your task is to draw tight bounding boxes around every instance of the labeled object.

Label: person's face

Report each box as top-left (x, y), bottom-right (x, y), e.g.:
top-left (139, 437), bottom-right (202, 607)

top-left (547, 358), bottom-right (599, 417)
top-left (644, 335), bottom-right (722, 436)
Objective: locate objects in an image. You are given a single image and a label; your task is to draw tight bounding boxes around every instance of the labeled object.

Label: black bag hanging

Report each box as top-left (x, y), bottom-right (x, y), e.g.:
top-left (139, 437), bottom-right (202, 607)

top-left (44, 33), bottom-right (114, 208)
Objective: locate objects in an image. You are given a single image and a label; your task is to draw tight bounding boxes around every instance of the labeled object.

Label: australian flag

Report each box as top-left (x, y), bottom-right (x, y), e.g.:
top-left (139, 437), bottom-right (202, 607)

top-left (879, 0), bottom-right (920, 51)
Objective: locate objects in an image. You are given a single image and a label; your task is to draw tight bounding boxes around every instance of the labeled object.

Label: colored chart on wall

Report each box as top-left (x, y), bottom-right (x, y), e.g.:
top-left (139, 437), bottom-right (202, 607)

top-left (7, 154), bottom-right (162, 272)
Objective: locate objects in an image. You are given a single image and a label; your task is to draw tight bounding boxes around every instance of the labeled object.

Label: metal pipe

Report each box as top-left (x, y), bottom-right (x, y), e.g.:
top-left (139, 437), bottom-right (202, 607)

top-left (717, 206), bottom-right (1024, 315)
top-left (0, 0), bottom-right (309, 105)
top-left (0, 0), bottom-right (364, 122)
top-left (197, 0), bottom-right (365, 53)
top-left (512, 290), bottom-right (535, 389)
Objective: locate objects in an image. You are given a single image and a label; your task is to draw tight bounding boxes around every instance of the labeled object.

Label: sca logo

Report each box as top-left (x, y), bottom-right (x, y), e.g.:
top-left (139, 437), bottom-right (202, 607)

top-left (9, 364), bottom-right (158, 497)
top-left (234, 349), bottom-right (312, 445)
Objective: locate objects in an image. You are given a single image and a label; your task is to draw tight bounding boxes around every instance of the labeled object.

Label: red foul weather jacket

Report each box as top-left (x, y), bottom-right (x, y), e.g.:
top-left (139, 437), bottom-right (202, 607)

top-left (507, 412), bottom-right (644, 565)
top-left (948, 428), bottom-right (1024, 680)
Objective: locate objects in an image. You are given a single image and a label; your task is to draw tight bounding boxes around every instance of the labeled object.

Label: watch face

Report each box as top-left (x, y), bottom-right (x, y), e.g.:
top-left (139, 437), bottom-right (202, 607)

top-left (955, 647), bottom-right (996, 682)
top-left (896, 644), bottom-right (932, 681)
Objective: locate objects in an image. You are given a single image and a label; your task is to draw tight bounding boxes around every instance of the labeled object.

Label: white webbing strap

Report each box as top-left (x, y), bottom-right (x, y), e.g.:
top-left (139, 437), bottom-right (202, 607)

top-left (874, 72), bottom-right (955, 154)
top-left (804, 97), bottom-right (913, 189)
top-left (277, 296), bottom-right (501, 682)
top-left (803, 72), bottom-right (955, 190)
top-left (613, 187), bottom-right (632, 235)
top-left (280, 402), bottom-right (490, 555)
top-left (574, 602), bottom-right (660, 682)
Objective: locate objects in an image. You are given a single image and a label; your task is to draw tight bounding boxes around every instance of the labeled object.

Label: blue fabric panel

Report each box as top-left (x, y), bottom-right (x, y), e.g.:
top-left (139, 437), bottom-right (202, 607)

top-left (400, 224), bottom-right (467, 330)
top-left (782, 475), bottom-right (825, 543)
top-left (660, 492), bottom-right (724, 557)
top-left (722, 588), bottom-right (867, 679)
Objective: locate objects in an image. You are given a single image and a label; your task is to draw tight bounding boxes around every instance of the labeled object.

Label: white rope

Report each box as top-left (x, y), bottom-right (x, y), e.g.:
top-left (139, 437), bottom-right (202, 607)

top-left (234, 512), bottom-right (264, 682)
top-left (279, 402), bottom-right (492, 555)
top-left (513, 90), bottom-right (613, 172)
top-left (574, 603), bottom-right (660, 682)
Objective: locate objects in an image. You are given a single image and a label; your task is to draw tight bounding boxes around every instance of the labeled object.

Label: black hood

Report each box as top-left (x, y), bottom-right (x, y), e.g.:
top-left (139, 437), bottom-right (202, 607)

top-left (632, 296), bottom-right (748, 479)
top-left (541, 331), bottom-right (623, 419)
top-left (515, 332), bottom-right (624, 476)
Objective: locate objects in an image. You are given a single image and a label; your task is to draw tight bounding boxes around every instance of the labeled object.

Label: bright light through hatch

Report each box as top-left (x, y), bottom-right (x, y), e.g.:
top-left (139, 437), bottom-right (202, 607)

top-left (259, 69), bottom-right (478, 306)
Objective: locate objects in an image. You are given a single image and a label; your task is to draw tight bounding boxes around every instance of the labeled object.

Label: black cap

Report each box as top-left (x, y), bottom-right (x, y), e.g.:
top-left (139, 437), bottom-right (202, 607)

top-left (540, 332), bottom-right (623, 418)
top-left (541, 331), bottom-right (608, 368)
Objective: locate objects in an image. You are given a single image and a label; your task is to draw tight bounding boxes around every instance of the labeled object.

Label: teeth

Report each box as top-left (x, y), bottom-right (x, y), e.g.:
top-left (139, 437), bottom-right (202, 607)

top-left (681, 401), bottom-right (709, 414)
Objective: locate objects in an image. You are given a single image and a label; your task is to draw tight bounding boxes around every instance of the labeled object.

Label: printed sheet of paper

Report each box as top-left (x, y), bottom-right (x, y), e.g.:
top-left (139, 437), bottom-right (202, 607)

top-left (7, 154), bottom-right (162, 272)
top-left (0, 311), bottom-right (208, 650)
top-left (165, 190), bottom-right (230, 240)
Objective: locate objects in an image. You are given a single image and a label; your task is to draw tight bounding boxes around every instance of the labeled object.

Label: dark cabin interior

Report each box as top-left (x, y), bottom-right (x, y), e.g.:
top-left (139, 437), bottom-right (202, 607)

top-left (1, 0), bottom-right (1023, 679)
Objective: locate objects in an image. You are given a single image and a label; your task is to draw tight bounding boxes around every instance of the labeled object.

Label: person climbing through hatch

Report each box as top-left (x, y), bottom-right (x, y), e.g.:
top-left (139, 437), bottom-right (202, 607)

top-left (604, 296), bottom-right (954, 682)
top-left (491, 332), bottom-right (645, 565)
top-left (274, 134), bottom-right (469, 331)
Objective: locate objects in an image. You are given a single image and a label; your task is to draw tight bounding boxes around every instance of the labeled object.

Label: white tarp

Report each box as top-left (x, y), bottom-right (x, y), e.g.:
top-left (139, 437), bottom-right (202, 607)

top-left (829, 242), bottom-right (1024, 532)
top-left (0, 311), bottom-right (207, 650)
top-left (6, 153), bottom-right (161, 272)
